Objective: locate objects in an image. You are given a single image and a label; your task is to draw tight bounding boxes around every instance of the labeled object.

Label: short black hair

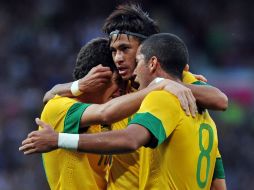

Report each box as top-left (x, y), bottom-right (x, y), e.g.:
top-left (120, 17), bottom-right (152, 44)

top-left (102, 3), bottom-right (159, 42)
top-left (73, 37), bottom-right (116, 80)
top-left (140, 33), bottom-right (189, 79)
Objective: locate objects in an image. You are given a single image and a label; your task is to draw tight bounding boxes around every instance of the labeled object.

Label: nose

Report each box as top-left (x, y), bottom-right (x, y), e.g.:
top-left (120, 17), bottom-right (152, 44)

top-left (114, 50), bottom-right (124, 66)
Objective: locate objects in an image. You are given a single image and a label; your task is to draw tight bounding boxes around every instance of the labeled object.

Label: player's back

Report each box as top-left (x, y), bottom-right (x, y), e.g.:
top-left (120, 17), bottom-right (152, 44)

top-left (108, 117), bottom-right (140, 190)
top-left (161, 111), bottom-right (217, 189)
top-left (134, 91), bottom-right (218, 190)
top-left (41, 95), bottom-right (108, 190)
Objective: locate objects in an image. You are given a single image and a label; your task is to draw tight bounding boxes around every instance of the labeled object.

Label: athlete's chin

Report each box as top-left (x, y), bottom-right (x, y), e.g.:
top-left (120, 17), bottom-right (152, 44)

top-left (120, 73), bottom-right (132, 81)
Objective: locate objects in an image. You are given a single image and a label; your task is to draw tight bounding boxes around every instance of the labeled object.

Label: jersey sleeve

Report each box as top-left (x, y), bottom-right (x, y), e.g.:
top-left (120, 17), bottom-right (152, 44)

top-left (128, 91), bottom-right (181, 147)
top-left (213, 148), bottom-right (225, 179)
top-left (213, 157), bottom-right (226, 179)
top-left (64, 102), bottom-right (91, 134)
top-left (41, 96), bottom-right (91, 133)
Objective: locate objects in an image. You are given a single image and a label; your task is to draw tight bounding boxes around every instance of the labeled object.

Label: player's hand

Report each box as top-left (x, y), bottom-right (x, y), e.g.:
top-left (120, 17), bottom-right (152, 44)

top-left (163, 80), bottom-right (197, 117)
top-left (78, 64), bottom-right (112, 93)
top-left (19, 118), bottom-right (58, 155)
top-left (193, 74), bottom-right (207, 83)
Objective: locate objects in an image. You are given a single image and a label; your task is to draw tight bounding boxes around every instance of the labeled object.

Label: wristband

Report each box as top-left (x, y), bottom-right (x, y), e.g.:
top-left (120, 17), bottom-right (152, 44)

top-left (58, 133), bottom-right (79, 150)
top-left (71, 80), bottom-right (83, 96)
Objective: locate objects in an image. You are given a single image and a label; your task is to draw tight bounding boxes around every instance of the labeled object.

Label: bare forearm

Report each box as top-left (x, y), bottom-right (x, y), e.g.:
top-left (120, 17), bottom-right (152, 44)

top-left (97, 82), bottom-right (164, 124)
top-left (78, 125), bottom-right (150, 154)
top-left (19, 128), bottom-right (134, 155)
top-left (78, 130), bottom-right (136, 154)
top-left (185, 84), bottom-right (228, 110)
top-left (19, 120), bottom-right (150, 155)
top-left (82, 79), bottom-right (197, 126)
top-left (43, 83), bottom-right (73, 104)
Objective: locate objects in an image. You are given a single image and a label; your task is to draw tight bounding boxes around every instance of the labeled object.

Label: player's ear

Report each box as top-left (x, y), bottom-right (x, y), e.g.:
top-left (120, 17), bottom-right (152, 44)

top-left (148, 56), bottom-right (159, 73)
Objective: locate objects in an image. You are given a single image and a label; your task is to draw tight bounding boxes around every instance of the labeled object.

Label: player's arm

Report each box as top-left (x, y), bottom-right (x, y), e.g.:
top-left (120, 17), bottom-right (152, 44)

top-left (211, 153), bottom-right (227, 190)
top-left (182, 71), bottom-right (228, 111)
top-left (19, 91), bottom-right (173, 154)
top-left (43, 65), bottom-right (113, 104)
top-left (211, 179), bottom-right (227, 190)
top-left (79, 124), bottom-right (149, 154)
top-left (43, 82), bottom-right (73, 104)
top-left (19, 118), bottom-right (150, 155)
top-left (79, 79), bottom-right (197, 127)
top-left (185, 84), bottom-right (228, 111)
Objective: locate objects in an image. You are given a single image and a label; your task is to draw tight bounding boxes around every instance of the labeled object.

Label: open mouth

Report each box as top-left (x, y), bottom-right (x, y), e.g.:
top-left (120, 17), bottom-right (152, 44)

top-left (117, 67), bottom-right (128, 76)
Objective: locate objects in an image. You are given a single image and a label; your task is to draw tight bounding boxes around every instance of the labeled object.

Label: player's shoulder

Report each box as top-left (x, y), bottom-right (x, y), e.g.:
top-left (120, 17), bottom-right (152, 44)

top-left (201, 110), bottom-right (217, 127)
top-left (48, 95), bottom-right (77, 106)
top-left (183, 71), bottom-right (208, 85)
top-left (146, 90), bottom-right (179, 103)
top-left (182, 71), bottom-right (197, 84)
top-left (44, 95), bottom-right (78, 114)
top-left (144, 90), bottom-right (181, 110)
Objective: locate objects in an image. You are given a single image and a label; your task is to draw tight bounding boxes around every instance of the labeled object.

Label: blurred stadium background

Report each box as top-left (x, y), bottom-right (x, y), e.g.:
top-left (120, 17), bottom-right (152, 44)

top-left (0, 0), bottom-right (253, 189)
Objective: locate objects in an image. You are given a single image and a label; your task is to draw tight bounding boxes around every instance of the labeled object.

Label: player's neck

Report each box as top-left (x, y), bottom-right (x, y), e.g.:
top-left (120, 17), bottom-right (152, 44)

top-left (155, 71), bottom-right (181, 83)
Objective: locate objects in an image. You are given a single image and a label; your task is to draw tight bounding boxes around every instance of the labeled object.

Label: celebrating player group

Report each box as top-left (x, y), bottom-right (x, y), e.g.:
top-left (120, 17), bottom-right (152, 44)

top-left (19, 3), bottom-right (228, 190)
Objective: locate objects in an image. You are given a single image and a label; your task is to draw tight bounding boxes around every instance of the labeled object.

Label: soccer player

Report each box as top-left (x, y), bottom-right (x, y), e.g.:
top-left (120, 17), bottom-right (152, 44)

top-left (37, 37), bottom-right (158, 190)
top-left (41, 4), bottom-right (227, 190)
top-left (103, 4), bottom-right (227, 190)
top-left (38, 37), bottom-right (116, 190)
top-left (32, 36), bottom-right (194, 190)
top-left (102, 4), bottom-right (227, 111)
top-left (20, 33), bottom-right (221, 189)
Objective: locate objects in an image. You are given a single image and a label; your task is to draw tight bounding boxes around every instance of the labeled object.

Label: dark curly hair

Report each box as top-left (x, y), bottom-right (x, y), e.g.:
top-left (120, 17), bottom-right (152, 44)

top-left (73, 37), bottom-right (116, 80)
top-left (102, 3), bottom-right (159, 42)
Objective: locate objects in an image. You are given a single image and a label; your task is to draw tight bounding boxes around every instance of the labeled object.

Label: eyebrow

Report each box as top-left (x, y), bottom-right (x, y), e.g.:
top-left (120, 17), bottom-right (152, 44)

top-left (110, 43), bottom-right (131, 50)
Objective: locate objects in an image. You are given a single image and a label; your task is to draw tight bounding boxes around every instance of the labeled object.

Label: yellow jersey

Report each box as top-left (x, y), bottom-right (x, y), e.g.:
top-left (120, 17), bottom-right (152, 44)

top-left (41, 95), bottom-right (110, 190)
top-left (107, 71), bottom-right (219, 190)
top-left (183, 71), bottom-right (225, 180)
top-left (129, 91), bottom-right (218, 190)
top-left (107, 117), bottom-right (140, 190)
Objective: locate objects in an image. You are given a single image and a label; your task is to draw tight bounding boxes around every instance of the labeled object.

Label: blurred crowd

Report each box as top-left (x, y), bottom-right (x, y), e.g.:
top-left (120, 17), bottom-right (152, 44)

top-left (0, 0), bottom-right (253, 189)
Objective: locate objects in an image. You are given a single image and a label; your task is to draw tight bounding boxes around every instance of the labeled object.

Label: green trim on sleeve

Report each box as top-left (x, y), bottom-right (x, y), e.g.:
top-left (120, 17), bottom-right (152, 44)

top-left (128, 112), bottom-right (166, 146)
top-left (41, 155), bottom-right (49, 183)
top-left (128, 116), bottom-right (132, 123)
top-left (192, 81), bottom-right (209, 86)
top-left (64, 102), bottom-right (91, 134)
top-left (213, 158), bottom-right (226, 179)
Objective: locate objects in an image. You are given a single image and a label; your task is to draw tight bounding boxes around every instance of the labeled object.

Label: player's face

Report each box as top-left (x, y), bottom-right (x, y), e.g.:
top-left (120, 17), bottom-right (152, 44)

top-left (133, 47), bottom-right (151, 90)
top-left (110, 34), bottom-right (140, 81)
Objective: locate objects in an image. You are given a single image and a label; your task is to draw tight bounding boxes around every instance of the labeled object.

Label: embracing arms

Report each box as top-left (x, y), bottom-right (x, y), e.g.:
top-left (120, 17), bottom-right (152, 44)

top-left (19, 118), bottom-right (149, 155)
top-left (43, 65), bottom-right (113, 103)
top-left (185, 84), bottom-right (228, 111)
top-left (76, 78), bottom-right (197, 127)
top-left (43, 65), bottom-right (228, 111)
